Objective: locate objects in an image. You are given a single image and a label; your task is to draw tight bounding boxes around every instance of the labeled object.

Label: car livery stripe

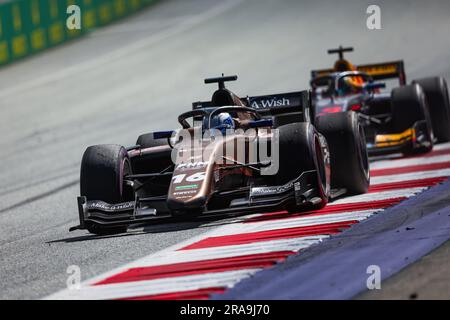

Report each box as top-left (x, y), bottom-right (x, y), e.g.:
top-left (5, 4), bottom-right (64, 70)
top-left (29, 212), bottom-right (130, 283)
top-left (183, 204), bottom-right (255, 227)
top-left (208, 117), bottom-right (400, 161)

top-left (46, 142), bottom-right (450, 300)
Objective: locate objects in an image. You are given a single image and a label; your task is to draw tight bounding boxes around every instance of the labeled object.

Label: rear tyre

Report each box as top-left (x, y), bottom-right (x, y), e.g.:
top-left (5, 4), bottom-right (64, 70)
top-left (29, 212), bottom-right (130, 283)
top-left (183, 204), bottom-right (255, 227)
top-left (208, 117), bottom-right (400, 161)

top-left (80, 144), bottom-right (133, 235)
top-left (276, 122), bottom-right (329, 212)
top-left (413, 77), bottom-right (450, 142)
top-left (391, 83), bottom-right (433, 154)
top-left (315, 111), bottom-right (370, 195)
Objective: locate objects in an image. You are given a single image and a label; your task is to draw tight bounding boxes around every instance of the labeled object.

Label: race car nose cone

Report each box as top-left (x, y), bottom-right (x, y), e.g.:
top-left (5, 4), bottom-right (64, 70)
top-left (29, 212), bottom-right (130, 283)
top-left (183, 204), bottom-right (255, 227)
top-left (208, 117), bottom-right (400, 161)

top-left (167, 196), bottom-right (206, 212)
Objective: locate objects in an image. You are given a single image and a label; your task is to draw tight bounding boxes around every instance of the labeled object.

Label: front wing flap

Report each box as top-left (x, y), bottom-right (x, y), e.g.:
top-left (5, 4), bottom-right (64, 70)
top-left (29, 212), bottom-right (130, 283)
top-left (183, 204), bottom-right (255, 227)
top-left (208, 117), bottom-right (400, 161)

top-left (367, 120), bottom-right (431, 155)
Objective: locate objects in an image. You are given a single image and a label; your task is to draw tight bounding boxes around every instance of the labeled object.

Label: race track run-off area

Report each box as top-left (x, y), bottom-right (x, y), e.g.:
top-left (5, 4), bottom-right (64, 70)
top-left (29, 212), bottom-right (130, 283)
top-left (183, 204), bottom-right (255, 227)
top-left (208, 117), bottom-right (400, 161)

top-left (47, 142), bottom-right (450, 300)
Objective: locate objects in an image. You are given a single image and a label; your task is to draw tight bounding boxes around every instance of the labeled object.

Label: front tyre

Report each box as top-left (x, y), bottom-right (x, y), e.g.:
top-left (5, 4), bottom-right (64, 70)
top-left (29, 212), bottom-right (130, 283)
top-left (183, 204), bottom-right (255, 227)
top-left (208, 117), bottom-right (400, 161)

top-left (315, 111), bottom-right (370, 195)
top-left (413, 77), bottom-right (450, 142)
top-left (80, 144), bottom-right (133, 235)
top-left (277, 122), bottom-right (330, 212)
top-left (391, 83), bottom-right (434, 154)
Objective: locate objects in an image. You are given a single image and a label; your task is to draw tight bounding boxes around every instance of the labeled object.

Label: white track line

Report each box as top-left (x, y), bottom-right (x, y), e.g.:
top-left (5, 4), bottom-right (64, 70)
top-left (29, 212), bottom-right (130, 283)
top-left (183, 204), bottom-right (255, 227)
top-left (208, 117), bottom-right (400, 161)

top-left (370, 153), bottom-right (450, 170)
top-left (431, 142), bottom-right (450, 151)
top-left (199, 188), bottom-right (426, 238)
top-left (369, 142), bottom-right (450, 164)
top-left (115, 236), bottom-right (327, 269)
top-left (46, 269), bottom-right (260, 300)
top-left (190, 210), bottom-right (375, 238)
top-left (331, 187), bottom-right (426, 204)
top-left (371, 169), bottom-right (450, 185)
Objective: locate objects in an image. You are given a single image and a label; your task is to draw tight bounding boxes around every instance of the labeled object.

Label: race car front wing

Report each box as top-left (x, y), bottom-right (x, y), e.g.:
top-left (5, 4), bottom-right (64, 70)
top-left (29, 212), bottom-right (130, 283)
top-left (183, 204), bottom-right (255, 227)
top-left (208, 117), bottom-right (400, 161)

top-left (69, 170), bottom-right (322, 232)
top-left (367, 120), bottom-right (432, 155)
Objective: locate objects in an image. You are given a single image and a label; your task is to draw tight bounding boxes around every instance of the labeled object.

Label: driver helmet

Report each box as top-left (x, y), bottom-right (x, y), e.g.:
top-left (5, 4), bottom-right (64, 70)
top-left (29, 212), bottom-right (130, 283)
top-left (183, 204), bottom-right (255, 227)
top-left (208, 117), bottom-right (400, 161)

top-left (334, 59), bottom-right (354, 72)
top-left (210, 112), bottom-right (235, 134)
top-left (339, 75), bottom-right (365, 95)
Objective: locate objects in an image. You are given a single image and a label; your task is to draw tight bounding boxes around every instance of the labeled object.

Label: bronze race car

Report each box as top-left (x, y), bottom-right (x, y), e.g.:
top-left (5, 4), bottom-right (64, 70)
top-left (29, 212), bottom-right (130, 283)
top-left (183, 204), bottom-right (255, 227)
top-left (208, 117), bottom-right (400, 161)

top-left (71, 75), bottom-right (370, 235)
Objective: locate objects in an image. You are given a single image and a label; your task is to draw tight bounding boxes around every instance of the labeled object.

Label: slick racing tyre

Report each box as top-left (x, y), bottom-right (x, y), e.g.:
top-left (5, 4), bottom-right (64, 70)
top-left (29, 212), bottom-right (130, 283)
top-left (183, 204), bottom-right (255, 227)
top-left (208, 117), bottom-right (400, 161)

top-left (315, 111), bottom-right (370, 195)
top-left (80, 144), bottom-right (133, 235)
top-left (413, 77), bottom-right (450, 142)
top-left (277, 122), bottom-right (330, 212)
top-left (391, 83), bottom-right (434, 154)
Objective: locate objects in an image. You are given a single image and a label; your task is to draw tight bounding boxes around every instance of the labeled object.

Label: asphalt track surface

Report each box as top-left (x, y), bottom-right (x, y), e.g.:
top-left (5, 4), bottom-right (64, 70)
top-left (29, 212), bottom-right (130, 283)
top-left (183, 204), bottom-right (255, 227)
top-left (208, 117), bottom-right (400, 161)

top-left (1, 0), bottom-right (450, 299)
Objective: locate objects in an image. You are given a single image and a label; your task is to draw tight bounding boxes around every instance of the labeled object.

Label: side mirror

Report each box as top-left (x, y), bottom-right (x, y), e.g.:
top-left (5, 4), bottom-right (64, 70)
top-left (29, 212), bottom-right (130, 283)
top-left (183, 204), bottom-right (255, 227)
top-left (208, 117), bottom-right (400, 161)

top-left (153, 130), bottom-right (175, 139)
top-left (248, 118), bottom-right (273, 128)
top-left (365, 82), bottom-right (386, 91)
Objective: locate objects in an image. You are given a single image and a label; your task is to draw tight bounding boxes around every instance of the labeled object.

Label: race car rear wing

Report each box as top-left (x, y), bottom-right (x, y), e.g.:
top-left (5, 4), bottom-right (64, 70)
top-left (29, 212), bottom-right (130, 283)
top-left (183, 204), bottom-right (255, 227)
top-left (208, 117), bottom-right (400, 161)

top-left (192, 90), bottom-right (311, 120)
top-left (311, 60), bottom-right (406, 85)
top-left (357, 61), bottom-right (406, 85)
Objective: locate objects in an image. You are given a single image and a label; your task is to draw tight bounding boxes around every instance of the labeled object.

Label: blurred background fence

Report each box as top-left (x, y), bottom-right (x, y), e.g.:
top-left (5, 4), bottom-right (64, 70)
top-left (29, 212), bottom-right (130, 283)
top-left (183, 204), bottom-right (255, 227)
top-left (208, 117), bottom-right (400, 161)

top-left (0, 0), bottom-right (157, 66)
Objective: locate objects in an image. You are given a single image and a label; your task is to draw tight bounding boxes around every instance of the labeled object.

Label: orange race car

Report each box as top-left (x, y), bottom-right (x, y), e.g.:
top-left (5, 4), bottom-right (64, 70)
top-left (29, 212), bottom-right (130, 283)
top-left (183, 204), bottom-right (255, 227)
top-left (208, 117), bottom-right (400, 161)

top-left (310, 46), bottom-right (450, 156)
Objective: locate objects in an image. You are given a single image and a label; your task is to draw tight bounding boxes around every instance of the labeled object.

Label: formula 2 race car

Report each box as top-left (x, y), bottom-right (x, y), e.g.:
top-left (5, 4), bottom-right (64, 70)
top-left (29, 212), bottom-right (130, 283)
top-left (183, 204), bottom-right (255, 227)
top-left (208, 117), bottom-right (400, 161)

top-left (310, 46), bottom-right (450, 156)
top-left (70, 75), bottom-right (369, 235)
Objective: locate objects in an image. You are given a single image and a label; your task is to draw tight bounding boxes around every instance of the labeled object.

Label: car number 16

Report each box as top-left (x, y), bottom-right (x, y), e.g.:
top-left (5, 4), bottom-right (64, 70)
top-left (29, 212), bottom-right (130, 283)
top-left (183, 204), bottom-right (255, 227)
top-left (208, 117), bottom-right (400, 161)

top-left (172, 172), bottom-right (206, 184)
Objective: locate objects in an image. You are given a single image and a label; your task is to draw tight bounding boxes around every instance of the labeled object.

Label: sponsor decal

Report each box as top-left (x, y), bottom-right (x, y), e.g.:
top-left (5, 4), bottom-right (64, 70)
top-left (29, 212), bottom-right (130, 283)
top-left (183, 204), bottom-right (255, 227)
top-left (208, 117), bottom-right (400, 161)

top-left (175, 184), bottom-right (198, 190)
top-left (251, 97), bottom-right (291, 110)
top-left (173, 195), bottom-right (192, 200)
top-left (319, 134), bottom-right (331, 165)
top-left (173, 190), bottom-right (198, 196)
top-left (176, 161), bottom-right (209, 170)
top-left (86, 201), bottom-right (134, 212)
top-left (359, 64), bottom-right (397, 76)
top-left (250, 180), bottom-right (295, 197)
